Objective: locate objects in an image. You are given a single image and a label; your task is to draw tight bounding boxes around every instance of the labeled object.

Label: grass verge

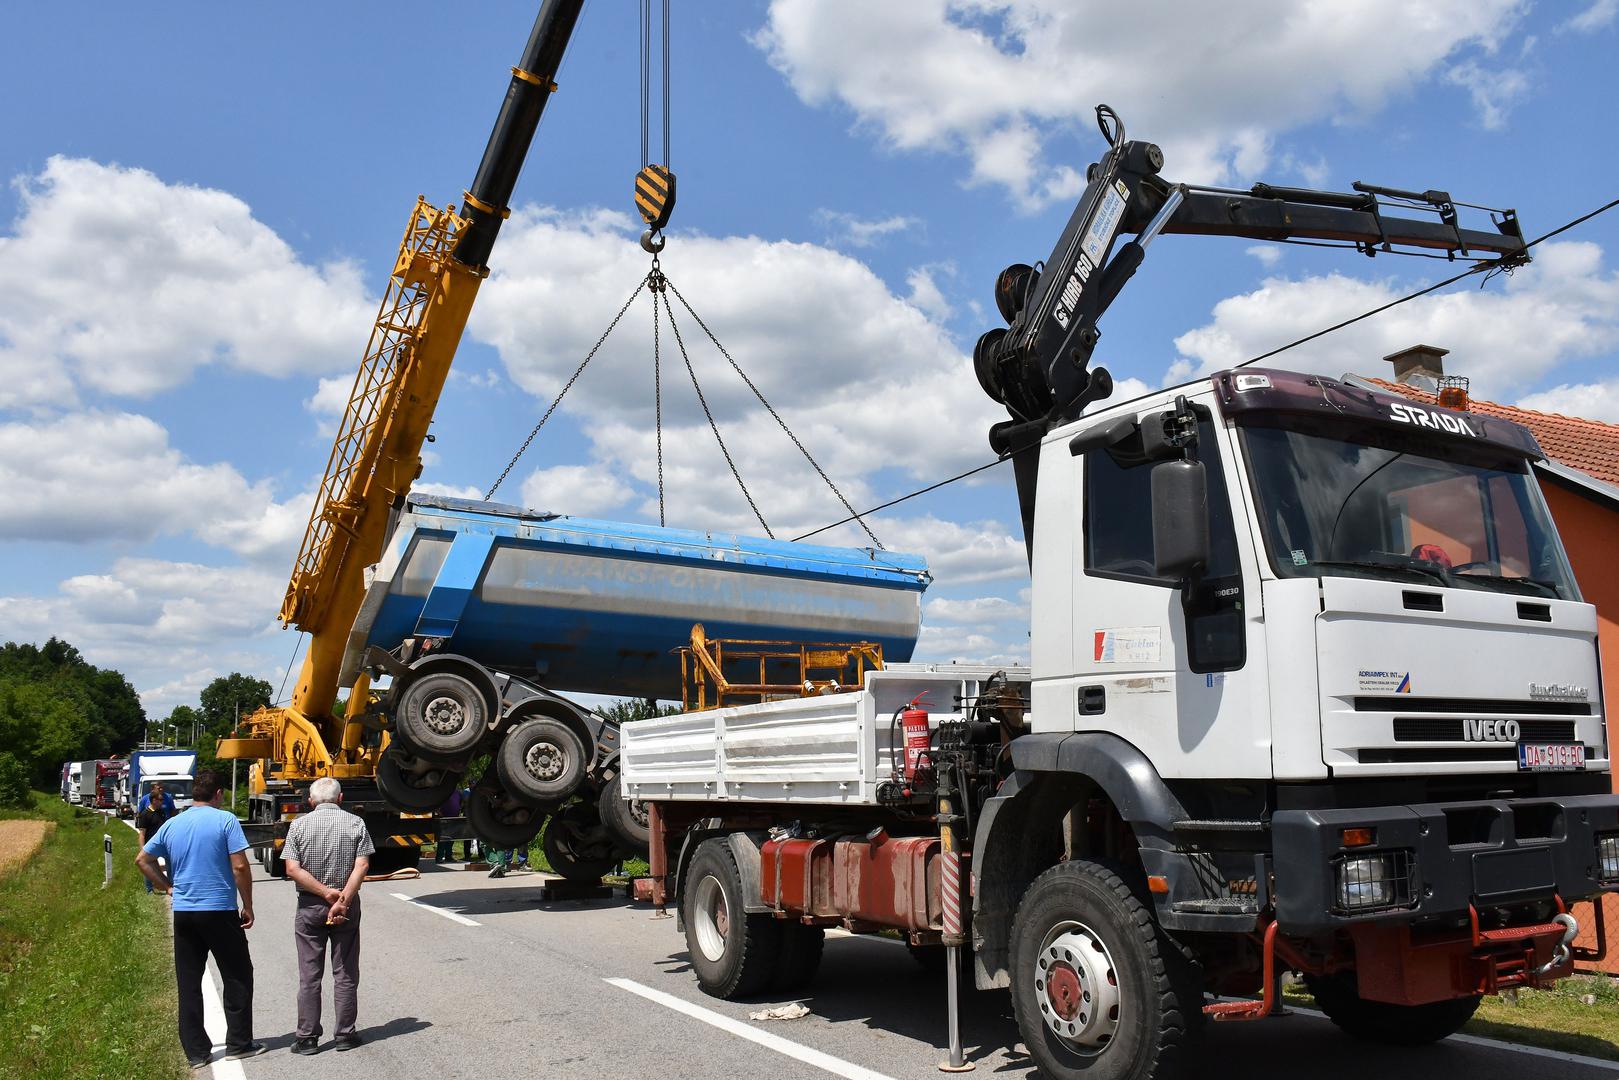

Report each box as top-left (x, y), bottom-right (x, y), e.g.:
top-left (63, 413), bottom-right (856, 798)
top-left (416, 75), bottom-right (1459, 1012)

top-left (1284, 973), bottom-right (1619, 1061)
top-left (0, 793), bottom-right (187, 1080)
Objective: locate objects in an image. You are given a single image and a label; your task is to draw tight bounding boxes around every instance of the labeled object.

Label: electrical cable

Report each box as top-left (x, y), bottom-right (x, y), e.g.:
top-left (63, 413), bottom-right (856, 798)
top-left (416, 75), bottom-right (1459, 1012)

top-left (273, 631), bottom-right (307, 708)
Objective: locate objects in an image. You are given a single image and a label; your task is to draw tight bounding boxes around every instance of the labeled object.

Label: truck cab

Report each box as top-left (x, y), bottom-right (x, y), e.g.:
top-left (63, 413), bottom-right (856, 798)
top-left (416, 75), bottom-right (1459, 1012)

top-left (1033, 366), bottom-right (1603, 784)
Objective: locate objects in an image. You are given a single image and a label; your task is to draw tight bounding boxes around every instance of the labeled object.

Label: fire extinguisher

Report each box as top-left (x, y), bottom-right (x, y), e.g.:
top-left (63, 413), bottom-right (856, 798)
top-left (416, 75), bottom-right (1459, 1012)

top-left (899, 692), bottom-right (932, 784)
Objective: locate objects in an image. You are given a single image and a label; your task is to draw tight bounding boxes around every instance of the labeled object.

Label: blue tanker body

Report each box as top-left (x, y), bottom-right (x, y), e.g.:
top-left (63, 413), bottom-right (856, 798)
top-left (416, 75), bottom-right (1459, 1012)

top-left (341, 495), bottom-right (930, 699)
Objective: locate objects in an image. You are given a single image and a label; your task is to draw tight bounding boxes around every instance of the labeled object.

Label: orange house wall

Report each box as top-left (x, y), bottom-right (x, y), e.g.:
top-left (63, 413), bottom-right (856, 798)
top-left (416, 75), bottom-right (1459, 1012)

top-left (1541, 481), bottom-right (1619, 972)
top-left (1541, 480), bottom-right (1619, 790)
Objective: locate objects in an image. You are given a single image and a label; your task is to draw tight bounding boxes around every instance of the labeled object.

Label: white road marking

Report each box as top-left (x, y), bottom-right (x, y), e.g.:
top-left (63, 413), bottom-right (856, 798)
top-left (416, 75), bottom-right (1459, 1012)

top-left (201, 961), bottom-right (247, 1080)
top-left (390, 891), bottom-right (480, 926)
top-left (1288, 1004), bottom-right (1619, 1071)
top-left (605, 977), bottom-right (896, 1080)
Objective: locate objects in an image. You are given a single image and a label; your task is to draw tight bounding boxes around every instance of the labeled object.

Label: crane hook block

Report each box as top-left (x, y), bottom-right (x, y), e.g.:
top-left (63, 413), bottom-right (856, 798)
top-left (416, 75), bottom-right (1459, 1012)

top-left (635, 164), bottom-right (677, 231)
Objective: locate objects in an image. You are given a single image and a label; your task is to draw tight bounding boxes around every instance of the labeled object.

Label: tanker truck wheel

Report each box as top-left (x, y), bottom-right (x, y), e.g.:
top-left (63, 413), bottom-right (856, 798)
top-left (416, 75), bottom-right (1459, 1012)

top-left (542, 802), bottom-right (618, 882)
top-left (394, 671), bottom-right (489, 761)
top-left (1010, 859), bottom-right (1202, 1080)
top-left (466, 787), bottom-right (545, 851)
top-left (684, 837), bottom-right (782, 999)
top-left (598, 774), bottom-right (650, 857)
top-left (376, 749), bottom-right (460, 812)
top-left (1303, 972), bottom-right (1480, 1046)
top-left (497, 717), bottom-right (587, 804)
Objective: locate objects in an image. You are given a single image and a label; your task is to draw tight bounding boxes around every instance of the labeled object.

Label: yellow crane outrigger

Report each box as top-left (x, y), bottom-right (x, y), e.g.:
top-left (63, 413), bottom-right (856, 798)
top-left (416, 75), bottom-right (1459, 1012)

top-left (219, 0), bottom-right (584, 871)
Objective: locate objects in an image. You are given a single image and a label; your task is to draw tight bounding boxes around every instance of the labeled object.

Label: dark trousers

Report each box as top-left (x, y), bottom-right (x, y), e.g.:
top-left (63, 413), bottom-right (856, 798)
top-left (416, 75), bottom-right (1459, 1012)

top-left (173, 909), bottom-right (254, 1060)
top-left (294, 895), bottom-right (362, 1038)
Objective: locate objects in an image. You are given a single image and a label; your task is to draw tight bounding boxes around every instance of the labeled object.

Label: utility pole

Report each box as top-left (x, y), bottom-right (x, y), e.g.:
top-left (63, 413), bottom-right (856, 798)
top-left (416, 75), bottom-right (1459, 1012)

top-left (232, 700), bottom-right (239, 811)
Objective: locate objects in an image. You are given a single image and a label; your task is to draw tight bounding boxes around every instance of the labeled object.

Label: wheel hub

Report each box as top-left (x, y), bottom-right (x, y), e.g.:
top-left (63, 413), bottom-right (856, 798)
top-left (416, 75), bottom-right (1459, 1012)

top-left (422, 696), bottom-right (466, 736)
top-left (693, 875), bottom-right (729, 962)
top-left (524, 741), bottom-right (564, 781)
top-left (1034, 922), bottom-right (1121, 1053)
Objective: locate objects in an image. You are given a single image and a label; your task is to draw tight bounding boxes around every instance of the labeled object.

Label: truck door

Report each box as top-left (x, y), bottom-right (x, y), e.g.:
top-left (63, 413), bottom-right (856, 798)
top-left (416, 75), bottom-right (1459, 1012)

top-left (1070, 407), bottom-right (1268, 778)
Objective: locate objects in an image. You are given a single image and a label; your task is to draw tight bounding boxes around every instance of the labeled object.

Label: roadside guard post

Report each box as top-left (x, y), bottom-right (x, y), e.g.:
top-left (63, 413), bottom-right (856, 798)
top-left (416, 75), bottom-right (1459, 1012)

top-left (103, 833), bottom-right (112, 889)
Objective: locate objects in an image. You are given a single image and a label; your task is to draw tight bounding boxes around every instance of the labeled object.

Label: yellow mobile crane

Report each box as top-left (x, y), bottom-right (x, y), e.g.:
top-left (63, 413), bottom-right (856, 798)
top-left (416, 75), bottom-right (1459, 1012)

top-left (219, 0), bottom-right (585, 873)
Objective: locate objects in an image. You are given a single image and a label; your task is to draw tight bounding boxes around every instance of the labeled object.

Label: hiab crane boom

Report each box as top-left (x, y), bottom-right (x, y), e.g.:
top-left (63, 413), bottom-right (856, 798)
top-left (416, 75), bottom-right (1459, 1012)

top-left (623, 108), bottom-right (1619, 1080)
top-left (219, 0), bottom-right (585, 872)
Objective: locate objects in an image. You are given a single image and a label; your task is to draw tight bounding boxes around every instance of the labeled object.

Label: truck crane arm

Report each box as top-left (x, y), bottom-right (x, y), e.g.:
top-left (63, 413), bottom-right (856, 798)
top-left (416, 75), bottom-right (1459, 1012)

top-left (227, 0), bottom-right (584, 778)
top-left (973, 104), bottom-right (1529, 552)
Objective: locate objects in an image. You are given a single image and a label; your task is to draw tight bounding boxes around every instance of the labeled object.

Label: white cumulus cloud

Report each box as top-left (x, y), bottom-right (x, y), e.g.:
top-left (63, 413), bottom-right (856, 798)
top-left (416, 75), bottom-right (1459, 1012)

top-left (0, 157), bottom-right (375, 408)
top-left (754, 0), bottom-right (1526, 209)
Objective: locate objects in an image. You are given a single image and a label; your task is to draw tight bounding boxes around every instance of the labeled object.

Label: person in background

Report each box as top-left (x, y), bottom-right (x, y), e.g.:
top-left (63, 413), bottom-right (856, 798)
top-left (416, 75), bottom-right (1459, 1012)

top-left (282, 777), bottom-right (374, 1055)
top-left (435, 788), bottom-right (463, 863)
top-left (135, 769), bottom-right (264, 1069)
top-left (135, 781), bottom-right (174, 894)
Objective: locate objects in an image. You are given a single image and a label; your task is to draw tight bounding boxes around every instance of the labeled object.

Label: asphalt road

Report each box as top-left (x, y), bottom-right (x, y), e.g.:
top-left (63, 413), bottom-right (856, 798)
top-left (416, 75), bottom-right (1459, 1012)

top-left (182, 859), bottom-right (1619, 1080)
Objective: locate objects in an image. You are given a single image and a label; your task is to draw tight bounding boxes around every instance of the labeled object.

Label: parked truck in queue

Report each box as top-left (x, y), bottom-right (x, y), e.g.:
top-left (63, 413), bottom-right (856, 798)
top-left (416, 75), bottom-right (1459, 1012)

top-left (620, 111), bottom-right (1619, 1080)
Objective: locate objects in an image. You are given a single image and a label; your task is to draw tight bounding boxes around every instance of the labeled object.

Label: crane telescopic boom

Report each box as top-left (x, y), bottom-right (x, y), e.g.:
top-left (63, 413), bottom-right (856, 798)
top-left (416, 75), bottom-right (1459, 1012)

top-left (227, 0), bottom-right (584, 779)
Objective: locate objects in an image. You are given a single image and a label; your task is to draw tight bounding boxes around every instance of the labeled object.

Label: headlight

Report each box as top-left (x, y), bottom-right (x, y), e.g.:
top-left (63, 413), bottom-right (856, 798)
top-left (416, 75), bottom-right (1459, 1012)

top-left (1333, 850), bottom-right (1415, 914)
top-left (1598, 833), bottom-right (1619, 883)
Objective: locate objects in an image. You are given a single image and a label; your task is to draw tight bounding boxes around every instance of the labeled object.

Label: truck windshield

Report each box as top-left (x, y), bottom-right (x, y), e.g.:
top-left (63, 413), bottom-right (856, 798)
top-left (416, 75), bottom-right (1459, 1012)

top-left (1240, 421), bottom-right (1578, 600)
top-left (145, 780), bottom-right (193, 800)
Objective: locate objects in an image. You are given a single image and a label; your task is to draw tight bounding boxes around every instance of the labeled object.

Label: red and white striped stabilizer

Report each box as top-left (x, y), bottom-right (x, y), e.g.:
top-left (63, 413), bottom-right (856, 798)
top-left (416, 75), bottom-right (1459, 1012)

top-left (941, 849), bottom-right (965, 938)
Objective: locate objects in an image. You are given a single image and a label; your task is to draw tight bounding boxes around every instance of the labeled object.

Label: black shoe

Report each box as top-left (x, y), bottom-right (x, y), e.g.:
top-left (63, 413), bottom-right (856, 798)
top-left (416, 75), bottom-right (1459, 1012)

top-left (187, 1056), bottom-right (210, 1070)
top-left (291, 1036), bottom-right (321, 1056)
top-left (225, 1042), bottom-right (268, 1060)
top-left (488, 865), bottom-right (506, 878)
top-left (335, 1032), bottom-right (364, 1052)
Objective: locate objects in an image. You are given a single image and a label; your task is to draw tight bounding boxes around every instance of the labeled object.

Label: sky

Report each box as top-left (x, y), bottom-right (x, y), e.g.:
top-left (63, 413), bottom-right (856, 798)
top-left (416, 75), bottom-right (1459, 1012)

top-left (2, 0), bottom-right (1617, 718)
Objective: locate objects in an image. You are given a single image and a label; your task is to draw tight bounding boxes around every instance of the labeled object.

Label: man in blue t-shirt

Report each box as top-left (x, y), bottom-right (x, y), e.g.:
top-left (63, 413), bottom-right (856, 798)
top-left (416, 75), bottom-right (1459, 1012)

top-left (136, 769), bottom-right (266, 1067)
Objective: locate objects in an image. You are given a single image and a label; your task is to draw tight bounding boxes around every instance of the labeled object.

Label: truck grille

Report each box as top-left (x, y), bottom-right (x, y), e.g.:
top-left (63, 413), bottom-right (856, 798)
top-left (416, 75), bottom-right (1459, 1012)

top-left (1354, 696), bottom-right (1591, 716)
top-left (1392, 718), bottom-right (1578, 742)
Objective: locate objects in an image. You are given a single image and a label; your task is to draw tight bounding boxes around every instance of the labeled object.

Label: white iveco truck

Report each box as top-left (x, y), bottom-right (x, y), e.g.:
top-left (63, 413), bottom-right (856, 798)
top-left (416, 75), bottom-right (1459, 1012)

top-left (621, 110), bottom-right (1619, 1080)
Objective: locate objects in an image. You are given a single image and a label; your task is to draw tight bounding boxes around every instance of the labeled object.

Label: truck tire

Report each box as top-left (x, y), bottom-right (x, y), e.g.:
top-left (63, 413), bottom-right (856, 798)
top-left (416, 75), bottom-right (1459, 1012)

top-left (598, 774), bottom-right (650, 857)
top-left (376, 749), bottom-right (460, 812)
top-left (265, 844), bottom-right (286, 879)
top-left (772, 924), bottom-right (825, 992)
top-left (1010, 859), bottom-right (1201, 1080)
top-left (542, 802), bottom-right (618, 882)
top-left (684, 837), bottom-right (782, 999)
top-left (394, 671), bottom-right (489, 761)
top-left (1303, 972), bottom-right (1480, 1046)
top-left (497, 717), bottom-right (587, 804)
top-left (466, 787), bottom-right (546, 851)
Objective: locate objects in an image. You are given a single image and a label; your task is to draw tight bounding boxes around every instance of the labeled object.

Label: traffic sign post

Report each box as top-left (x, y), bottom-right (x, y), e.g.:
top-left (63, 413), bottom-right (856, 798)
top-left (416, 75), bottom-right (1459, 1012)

top-left (103, 833), bottom-right (112, 889)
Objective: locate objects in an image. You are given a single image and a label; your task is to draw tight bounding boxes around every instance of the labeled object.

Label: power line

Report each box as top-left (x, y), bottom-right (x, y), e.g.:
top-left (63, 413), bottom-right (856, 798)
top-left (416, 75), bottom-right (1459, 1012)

top-left (793, 194), bottom-right (1619, 542)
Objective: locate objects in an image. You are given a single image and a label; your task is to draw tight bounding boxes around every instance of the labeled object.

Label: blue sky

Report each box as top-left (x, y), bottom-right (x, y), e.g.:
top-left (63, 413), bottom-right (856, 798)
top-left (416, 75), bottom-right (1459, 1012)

top-left (2, 0), bottom-right (1617, 716)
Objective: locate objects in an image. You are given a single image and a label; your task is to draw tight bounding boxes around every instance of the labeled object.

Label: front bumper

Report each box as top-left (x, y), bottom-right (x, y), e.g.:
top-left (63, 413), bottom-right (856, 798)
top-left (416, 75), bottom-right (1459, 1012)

top-left (1272, 793), bottom-right (1619, 935)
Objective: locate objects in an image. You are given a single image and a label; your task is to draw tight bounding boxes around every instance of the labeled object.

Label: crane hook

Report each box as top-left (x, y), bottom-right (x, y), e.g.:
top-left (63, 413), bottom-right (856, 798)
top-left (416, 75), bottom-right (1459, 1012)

top-left (641, 228), bottom-right (667, 254)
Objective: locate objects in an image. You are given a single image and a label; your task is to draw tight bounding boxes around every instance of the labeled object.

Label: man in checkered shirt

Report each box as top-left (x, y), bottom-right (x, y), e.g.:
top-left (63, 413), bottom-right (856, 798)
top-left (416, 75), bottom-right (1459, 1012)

top-left (282, 776), bottom-right (374, 1054)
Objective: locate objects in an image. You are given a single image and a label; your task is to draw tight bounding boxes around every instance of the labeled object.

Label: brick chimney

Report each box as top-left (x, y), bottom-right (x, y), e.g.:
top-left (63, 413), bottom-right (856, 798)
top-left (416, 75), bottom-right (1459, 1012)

top-left (1383, 344), bottom-right (1448, 390)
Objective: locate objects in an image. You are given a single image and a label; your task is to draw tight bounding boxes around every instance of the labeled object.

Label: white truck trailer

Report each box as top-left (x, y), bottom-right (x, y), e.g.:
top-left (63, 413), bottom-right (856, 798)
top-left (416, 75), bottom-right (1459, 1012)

top-left (621, 114), bottom-right (1619, 1080)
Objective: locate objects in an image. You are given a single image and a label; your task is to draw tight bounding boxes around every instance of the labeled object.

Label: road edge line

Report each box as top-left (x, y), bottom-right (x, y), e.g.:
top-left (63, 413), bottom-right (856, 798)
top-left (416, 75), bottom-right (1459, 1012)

top-left (605, 977), bottom-right (896, 1080)
top-left (1287, 1004), bottom-right (1619, 1070)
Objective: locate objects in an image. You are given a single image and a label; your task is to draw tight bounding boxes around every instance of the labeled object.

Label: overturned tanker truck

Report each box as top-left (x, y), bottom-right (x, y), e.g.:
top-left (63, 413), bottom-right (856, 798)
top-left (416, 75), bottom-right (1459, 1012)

top-left (352, 494), bottom-right (930, 877)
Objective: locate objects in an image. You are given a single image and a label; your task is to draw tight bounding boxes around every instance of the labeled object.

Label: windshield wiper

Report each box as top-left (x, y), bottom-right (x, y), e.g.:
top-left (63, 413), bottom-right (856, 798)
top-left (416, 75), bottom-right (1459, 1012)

top-left (1451, 572), bottom-right (1561, 598)
top-left (1305, 558), bottom-right (1450, 586)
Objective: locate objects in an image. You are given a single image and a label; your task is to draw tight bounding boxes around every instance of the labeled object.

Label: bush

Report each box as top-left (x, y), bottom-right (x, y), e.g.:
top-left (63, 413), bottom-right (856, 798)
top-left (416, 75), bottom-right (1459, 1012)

top-left (0, 753), bottom-right (32, 809)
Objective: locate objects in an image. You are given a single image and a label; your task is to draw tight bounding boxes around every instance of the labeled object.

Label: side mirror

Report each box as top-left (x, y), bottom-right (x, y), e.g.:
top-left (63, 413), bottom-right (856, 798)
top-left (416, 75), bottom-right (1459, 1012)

top-left (1151, 458), bottom-right (1209, 580)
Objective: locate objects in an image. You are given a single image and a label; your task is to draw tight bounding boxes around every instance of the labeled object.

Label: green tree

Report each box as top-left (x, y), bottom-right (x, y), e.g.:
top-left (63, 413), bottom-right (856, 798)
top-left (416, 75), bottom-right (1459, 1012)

top-left (596, 698), bottom-right (681, 724)
top-left (163, 704), bottom-right (202, 747)
top-left (0, 677), bottom-right (93, 787)
top-left (198, 673), bottom-right (272, 741)
top-left (0, 751), bottom-right (30, 808)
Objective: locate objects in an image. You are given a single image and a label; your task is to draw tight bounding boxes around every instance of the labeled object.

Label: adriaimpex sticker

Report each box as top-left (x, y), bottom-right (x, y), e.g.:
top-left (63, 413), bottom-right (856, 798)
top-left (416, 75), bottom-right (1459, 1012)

top-left (1094, 626), bottom-right (1162, 664)
top-left (1357, 669), bottom-right (1411, 694)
